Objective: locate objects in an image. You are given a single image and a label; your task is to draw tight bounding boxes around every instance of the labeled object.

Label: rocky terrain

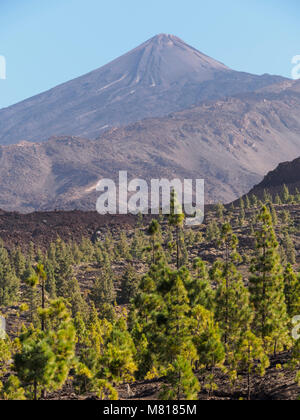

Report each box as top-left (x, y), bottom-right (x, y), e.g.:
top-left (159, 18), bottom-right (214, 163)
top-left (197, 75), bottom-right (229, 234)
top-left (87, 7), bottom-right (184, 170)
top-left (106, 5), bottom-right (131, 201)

top-left (0, 209), bottom-right (140, 250)
top-left (1, 80), bottom-right (300, 212)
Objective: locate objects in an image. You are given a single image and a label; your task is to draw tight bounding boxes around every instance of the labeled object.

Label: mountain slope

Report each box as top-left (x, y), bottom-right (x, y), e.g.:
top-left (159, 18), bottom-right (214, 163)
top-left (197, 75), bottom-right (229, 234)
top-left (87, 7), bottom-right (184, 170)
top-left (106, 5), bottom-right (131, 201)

top-left (245, 156), bottom-right (300, 200)
top-left (0, 34), bottom-right (286, 145)
top-left (1, 80), bottom-right (300, 212)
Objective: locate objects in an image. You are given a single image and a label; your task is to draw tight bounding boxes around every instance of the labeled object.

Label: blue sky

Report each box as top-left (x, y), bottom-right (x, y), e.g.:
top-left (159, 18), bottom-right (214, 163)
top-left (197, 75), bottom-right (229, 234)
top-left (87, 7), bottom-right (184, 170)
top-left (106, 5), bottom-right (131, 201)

top-left (0, 0), bottom-right (299, 108)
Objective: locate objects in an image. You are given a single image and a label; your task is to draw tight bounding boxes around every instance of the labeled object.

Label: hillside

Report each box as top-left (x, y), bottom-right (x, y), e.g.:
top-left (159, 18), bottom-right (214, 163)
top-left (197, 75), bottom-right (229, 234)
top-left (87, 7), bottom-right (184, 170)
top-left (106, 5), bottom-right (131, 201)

top-left (246, 156), bottom-right (300, 199)
top-left (1, 80), bottom-right (300, 212)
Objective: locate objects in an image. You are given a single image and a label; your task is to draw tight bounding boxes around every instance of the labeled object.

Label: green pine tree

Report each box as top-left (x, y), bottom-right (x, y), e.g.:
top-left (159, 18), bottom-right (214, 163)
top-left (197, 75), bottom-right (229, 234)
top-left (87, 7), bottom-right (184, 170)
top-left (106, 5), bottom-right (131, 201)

top-left (0, 243), bottom-right (20, 306)
top-left (283, 263), bottom-right (300, 317)
top-left (0, 376), bottom-right (26, 400)
top-left (15, 299), bottom-right (76, 400)
top-left (235, 331), bottom-right (269, 400)
top-left (249, 206), bottom-right (289, 355)
top-left (188, 258), bottom-right (214, 309)
top-left (213, 224), bottom-right (253, 359)
top-left (159, 356), bottom-right (200, 401)
top-left (169, 190), bottom-right (185, 269)
top-left (91, 265), bottom-right (116, 307)
top-left (121, 264), bottom-right (141, 304)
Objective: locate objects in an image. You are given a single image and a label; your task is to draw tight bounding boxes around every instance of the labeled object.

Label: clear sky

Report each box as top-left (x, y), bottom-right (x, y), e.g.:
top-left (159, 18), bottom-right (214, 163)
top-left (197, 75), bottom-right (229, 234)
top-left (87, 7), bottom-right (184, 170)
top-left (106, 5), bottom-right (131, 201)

top-left (0, 0), bottom-right (299, 109)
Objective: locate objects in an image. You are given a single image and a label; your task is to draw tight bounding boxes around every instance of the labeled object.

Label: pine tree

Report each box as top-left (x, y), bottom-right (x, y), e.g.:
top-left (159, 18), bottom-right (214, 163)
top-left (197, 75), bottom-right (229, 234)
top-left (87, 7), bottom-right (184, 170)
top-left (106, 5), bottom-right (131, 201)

top-left (275, 194), bottom-right (282, 205)
top-left (281, 209), bottom-right (292, 228)
top-left (169, 190), bottom-right (185, 269)
top-left (54, 238), bottom-right (74, 297)
top-left (249, 206), bottom-right (289, 354)
top-left (245, 196), bottom-right (251, 210)
top-left (101, 314), bottom-right (137, 386)
top-left (0, 335), bottom-right (11, 377)
top-left (28, 242), bottom-right (35, 264)
top-left (103, 233), bottom-right (115, 259)
top-left (12, 247), bottom-right (26, 280)
top-left (282, 231), bottom-right (296, 265)
top-left (116, 231), bottom-right (131, 260)
top-left (251, 194), bottom-right (258, 208)
top-left (132, 262), bottom-right (196, 377)
top-left (137, 212), bottom-right (144, 228)
top-left (289, 338), bottom-right (300, 386)
top-left (128, 316), bottom-right (149, 380)
top-left (192, 305), bottom-right (225, 373)
top-left (35, 264), bottom-right (47, 331)
top-left (121, 264), bottom-right (140, 304)
top-left (24, 273), bottom-right (39, 324)
top-left (44, 258), bottom-right (57, 299)
top-left (15, 326), bottom-right (56, 400)
top-left (195, 230), bottom-right (203, 244)
top-left (132, 262), bottom-right (164, 324)
top-left (159, 356), bottom-right (200, 401)
top-left (67, 277), bottom-right (89, 319)
top-left (93, 379), bottom-right (118, 400)
top-left (279, 244), bottom-right (287, 266)
top-left (130, 229), bottom-right (145, 260)
top-left (71, 241), bottom-right (83, 264)
top-left (0, 243), bottom-right (20, 306)
top-left (162, 272), bottom-right (195, 365)
top-left (91, 264), bottom-right (116, 308)
top-left (148, 220), bottom-right (160, 265)
top-left (22, 260), bottom-right (35, 283)
top-left (263, 189), bottom-right (272, 204)
top-left (180, 234), bottom-right (189, 268)
top-left (282, 185), bottom-right (290, 204)
top-left (213, 224), bottom-right (253, 359)
top-left (0, 376), bottom-right (26, 400)
top-left (269, 203), bottom-right (278, 226)
top-left (14, 300), bottom-right (76, 400)
top-left (188, 258), bottom-right (214, 309)
top-left (73, 305), bottom-right (106, 395)
top-left (206, 220), bottom-right (220, 242)
top-left (216, 203), bottom-right (225, 221)
top-left (235, 331), bottom-right (269, 400)
top-left (94, 243), bottom-right (104, 267)
top-left (80, 237), bottom-right (95, 262)
top-left (239, 207), bottom-right (246, 226)
top-left (283, 264), bottom-right (300, 317)
top-left (184, 228), bottom-right (196, 247)
top-left (130, 262), bottom-right (166, 376)
top-left (35, 248), bottom-right (44, 265)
